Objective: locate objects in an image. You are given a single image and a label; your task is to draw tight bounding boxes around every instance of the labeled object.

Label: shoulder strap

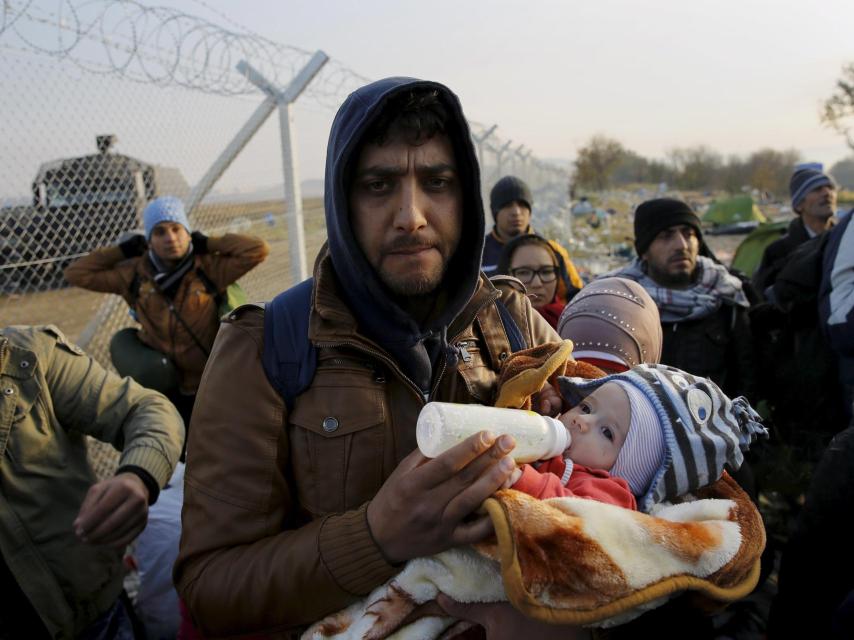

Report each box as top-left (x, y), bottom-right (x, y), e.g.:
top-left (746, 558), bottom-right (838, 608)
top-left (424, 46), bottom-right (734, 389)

top-left (129, 272), bottom-right (142, 305)
top-left (262, 278), bottom-right (316, 413)
top-left (495, 298), bottom-right (527, 352)
top-left (195, 267), bottom-right (224, 307)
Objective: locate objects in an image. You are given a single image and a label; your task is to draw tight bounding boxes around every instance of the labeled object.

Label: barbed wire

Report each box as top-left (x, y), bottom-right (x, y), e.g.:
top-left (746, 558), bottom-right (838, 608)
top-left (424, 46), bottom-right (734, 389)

top-left (0, 0), bottom-right (371, 105)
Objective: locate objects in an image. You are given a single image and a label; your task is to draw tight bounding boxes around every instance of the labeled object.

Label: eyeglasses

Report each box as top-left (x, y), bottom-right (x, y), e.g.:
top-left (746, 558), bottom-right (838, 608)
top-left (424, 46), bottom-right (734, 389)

top-left (510, 266), bottom-right (559, 284)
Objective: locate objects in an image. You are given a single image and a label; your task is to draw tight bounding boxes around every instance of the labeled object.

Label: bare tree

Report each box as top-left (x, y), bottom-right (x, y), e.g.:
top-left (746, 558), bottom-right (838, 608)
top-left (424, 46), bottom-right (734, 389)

top-left (667, 146), bottom-right (722, 190)
top-left (574, 135), bottom-right (626, 191)
top-left (823, 63), bottom-right (854, 151)
top-left (745, 148), bottom-right (801, 195)
top-left (831, 156), bottom-right (854, 189)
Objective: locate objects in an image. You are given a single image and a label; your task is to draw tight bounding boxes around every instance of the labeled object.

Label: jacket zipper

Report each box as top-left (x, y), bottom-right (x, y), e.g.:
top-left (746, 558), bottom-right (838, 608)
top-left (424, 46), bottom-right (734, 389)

top-left (455, 341), bottom-right (474, 363)
top-left (315, 289), bottom-right (503, 404)
top-left (429, 289), bottom-right (501, 400)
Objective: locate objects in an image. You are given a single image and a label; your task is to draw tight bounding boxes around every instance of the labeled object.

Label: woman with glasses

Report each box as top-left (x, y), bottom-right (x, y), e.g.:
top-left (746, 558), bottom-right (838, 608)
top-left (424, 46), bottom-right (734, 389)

top-left (497, 234), bottom-right (580, 329)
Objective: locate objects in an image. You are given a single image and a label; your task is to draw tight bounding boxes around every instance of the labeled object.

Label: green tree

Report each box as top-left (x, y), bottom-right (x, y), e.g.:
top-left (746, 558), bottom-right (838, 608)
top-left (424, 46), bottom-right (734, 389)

top-left (574, 135), bottom-right (626, 191)
top-left (823, 63), bottom-right (854, 151)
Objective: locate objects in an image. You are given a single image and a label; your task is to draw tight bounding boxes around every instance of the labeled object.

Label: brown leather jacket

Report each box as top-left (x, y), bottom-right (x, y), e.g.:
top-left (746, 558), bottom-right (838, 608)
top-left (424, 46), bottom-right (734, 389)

top-left (174, 253), bottom-right (559, 638)
top-left (64, 234), bottom-right (269, 392)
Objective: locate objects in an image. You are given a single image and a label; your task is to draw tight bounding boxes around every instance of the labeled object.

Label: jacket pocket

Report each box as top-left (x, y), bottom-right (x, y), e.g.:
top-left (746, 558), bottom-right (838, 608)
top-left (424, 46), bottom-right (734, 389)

top-left (4, 376), bottom-right (68, 471)
top-left (288, 365), bottom-right (386, 516)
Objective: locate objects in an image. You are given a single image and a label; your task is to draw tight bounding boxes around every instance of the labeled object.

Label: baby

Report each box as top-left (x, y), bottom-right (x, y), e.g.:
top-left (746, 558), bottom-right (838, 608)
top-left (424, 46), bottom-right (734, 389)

top-left (509, 363), bottom-right (767, 513)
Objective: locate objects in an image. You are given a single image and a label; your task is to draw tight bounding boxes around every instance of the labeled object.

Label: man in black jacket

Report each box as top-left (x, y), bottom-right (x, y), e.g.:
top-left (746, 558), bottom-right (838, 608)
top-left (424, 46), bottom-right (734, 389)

top-left (610, 198), bottom-right (756, 401)
top-left (607, 198), bottom-right (763, 638)
top-left (753, 163), bottom-right (837, 300)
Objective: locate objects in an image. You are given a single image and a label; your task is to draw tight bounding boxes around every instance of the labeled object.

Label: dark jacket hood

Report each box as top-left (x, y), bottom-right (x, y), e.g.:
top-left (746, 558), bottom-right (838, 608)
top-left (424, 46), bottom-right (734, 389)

top-left (323, 77), bottom-right (485, 393)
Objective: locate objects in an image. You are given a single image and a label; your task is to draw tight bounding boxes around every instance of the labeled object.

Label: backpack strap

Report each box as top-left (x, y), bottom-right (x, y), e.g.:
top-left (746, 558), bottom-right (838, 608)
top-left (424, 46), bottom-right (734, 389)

top-left (128, 272), bottom-right (142, 305)
top-left (195, 267), bottom-right (225, 308)
top-left (262, 278), bottom-right (316, 413)
top-left (495, 298), bottom-right (527, 353)
top-left (488, 275), bottom-right (529, 355)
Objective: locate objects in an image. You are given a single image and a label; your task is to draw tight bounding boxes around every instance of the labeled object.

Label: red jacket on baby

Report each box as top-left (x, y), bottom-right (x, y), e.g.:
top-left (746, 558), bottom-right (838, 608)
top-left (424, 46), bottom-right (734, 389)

top-left (512, 457), bottom-right (637, 510)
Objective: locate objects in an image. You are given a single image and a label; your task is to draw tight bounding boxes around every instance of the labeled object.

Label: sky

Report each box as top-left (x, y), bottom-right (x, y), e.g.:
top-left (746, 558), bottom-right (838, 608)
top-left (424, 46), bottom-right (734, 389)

top-left (2, 0), bottom-right (853, 196)
top-left (182, 0), bottom-right (854, 173)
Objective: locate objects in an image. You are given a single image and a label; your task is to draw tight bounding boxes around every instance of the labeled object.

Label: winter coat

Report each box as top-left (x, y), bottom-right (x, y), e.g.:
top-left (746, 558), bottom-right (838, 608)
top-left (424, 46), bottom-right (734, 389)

top-left (756, 231), bottom-right (845, 458)
top-left (512, 458), bottom-right (637, 509)
top-left (174, 76), bottom-right (560, 638)
top-left (769, 425), bottom-right (854, 638)
top-left (660, 302), bottom-right (757, 402)
top-left (753, 217), bottom-right (813, 300)
top-left (820, 210), bottom-right (854, 386)
top-left (64, 234), bottom-right (269, 392)
top-left (0, 325), bottom-right (183, 640)
top-left (174, 254), bottom-right (559, 638)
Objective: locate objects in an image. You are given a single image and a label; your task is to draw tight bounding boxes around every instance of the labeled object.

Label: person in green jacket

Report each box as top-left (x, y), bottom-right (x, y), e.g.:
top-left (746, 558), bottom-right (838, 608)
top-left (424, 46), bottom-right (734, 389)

top-left (0, 325), bottom-right (184, 640)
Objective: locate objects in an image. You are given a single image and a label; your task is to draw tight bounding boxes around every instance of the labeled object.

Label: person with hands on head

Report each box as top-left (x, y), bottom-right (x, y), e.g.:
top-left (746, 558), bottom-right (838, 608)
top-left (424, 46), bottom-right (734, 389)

top-left (64, 196), bottom-right (269, 429)
top-left (173, 78), bottom-right (569, 639)
top-left (0, 324), bottom-right (183, 640)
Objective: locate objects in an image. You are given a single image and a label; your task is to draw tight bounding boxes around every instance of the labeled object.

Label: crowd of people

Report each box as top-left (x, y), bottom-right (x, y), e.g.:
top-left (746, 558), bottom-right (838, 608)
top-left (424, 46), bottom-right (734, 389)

top-left (2, 75), bottom-right (853, 640)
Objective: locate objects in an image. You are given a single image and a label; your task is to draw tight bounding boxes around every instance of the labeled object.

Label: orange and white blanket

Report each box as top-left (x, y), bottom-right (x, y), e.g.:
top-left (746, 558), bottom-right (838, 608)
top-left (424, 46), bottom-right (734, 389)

top-left (303, 471), bottom-right (765, 639)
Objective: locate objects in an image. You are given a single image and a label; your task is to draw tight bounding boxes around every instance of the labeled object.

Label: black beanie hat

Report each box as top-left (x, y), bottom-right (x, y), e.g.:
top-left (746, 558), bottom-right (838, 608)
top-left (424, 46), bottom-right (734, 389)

top-left (633, 198), bottom-right (702, 257)
top-left (490, 175), bottom-right (533, 219)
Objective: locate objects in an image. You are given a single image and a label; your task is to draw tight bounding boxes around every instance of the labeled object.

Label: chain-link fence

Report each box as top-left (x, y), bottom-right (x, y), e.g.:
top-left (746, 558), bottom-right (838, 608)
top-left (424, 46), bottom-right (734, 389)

top-left (0, 0), bottom-right (573, 352)
top-left (1, 0), bottom-right (574, 474)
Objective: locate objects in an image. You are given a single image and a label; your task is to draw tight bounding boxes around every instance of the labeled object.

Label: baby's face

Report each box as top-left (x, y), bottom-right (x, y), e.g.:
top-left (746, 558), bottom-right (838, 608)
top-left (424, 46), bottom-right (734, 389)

top-left (558, 381), bottom-right (631, 471)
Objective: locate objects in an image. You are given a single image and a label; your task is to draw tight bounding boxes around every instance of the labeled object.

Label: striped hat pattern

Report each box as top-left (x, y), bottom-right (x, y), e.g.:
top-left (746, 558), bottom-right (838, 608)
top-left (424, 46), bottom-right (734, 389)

top-left (558, 364), bottom-right (767, 513)
top-left (789, 163), bottom-right (836, 209)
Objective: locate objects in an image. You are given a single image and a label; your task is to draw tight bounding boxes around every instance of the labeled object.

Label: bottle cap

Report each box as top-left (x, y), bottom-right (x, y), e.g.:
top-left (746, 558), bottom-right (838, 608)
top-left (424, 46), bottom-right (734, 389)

top-left (542, 415), bottom-right (569, 459)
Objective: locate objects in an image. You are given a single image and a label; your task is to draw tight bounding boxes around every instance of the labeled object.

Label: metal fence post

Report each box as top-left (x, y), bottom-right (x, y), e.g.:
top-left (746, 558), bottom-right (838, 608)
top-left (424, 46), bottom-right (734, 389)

top-left (276, 51), bottom-right (329, 282)
top-left (496, 140), bottom-right (512, 179)
top-left (185, 51), bottom-right (328, 284)
top-left (472, 124), bottom-right (497, 208)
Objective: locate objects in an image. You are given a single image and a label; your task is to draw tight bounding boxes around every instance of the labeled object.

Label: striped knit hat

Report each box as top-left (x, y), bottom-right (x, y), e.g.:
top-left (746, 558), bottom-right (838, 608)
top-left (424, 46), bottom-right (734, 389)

top-left (790, 163), bottom-right (836, 210)
top-left (558, 364), bottom-right (767, 513)
top-left (608, 380), bottom-right (664, 497)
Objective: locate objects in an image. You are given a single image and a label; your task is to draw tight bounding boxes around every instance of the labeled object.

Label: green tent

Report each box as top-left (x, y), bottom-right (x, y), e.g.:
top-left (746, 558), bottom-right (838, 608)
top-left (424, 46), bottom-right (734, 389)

top-left (703, 195), bottom-right (767, 225)
top-left (730, 220), bottom-right (789, 277)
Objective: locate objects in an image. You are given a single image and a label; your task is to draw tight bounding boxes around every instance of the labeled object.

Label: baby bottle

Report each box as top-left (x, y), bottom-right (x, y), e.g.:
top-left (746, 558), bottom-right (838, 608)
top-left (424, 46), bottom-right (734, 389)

top-left (416, 402), bottom-right (569, 464)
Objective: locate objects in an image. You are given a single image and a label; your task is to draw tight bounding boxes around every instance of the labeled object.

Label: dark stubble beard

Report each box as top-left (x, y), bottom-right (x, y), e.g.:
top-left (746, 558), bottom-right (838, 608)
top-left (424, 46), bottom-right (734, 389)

top-left (646, 260), bottom-right (696, 289)
top-left (379, 256), bottom-right (448, 297)
top-left (376, 233), bottom-right (459, 297)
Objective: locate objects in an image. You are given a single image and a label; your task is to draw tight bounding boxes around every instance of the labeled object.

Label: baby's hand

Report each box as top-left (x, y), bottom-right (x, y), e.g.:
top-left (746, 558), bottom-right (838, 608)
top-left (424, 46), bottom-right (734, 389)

top-left (502, 466), bottom-right (523, 489)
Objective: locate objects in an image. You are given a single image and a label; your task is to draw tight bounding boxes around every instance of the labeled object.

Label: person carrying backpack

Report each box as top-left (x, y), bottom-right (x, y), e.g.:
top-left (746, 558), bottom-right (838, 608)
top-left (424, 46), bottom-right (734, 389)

top-left (64, 196), bottom-right (269, 427)
top-left (173, 78), bottom-right (582, 640)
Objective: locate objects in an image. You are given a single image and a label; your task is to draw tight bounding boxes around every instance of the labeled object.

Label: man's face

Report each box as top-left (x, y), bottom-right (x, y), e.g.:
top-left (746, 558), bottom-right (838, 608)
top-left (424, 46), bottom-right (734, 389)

top-left (797, 184), bottom-right (836, 226)
top-left (495, 200), bottom-right (531, 240)
top-left (349, 133), bottom-right (463, 297)
top-left (149, 222), bottom-right (191, 263)
top-left (642, 224), bottom-right (699, 288)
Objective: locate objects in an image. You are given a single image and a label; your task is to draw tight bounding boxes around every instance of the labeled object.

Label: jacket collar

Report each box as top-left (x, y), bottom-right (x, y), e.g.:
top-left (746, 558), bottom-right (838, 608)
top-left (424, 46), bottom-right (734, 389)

top-left (310, 249), bottom-right (499, 349)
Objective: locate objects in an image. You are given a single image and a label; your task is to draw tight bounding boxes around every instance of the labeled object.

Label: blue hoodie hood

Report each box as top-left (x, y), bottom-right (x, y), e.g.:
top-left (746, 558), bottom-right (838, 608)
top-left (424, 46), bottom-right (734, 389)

top-left (323, 77), bottom-right (485, 394)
